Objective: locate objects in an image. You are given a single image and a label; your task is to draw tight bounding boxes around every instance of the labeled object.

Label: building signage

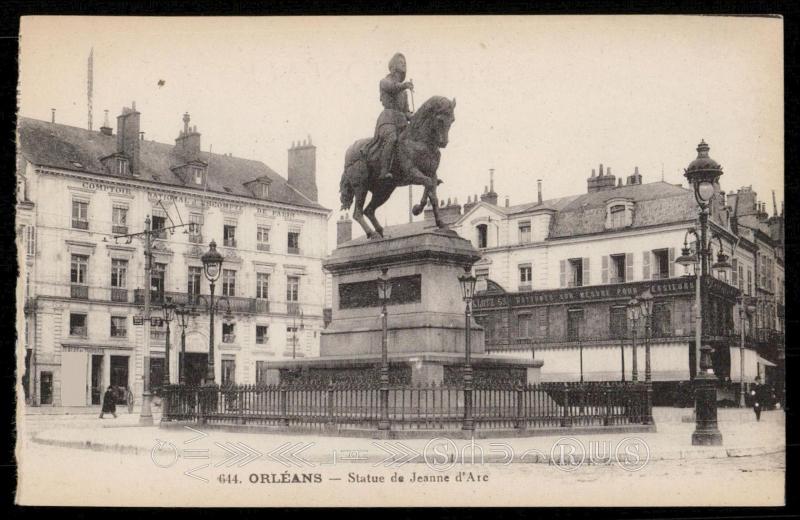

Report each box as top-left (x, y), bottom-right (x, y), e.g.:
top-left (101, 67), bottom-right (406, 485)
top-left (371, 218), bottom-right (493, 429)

top-left (474, 277), bottom-right (698, 310)
top-left (63, 345), bottom-right (104, 354)
top-left (81, 181), bottom-right (133, 196)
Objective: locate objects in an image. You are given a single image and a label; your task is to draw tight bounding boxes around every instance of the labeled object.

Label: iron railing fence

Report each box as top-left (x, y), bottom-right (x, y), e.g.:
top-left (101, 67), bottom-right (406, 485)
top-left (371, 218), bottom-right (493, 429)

top-left (162, 380), bottom-right (651, 432)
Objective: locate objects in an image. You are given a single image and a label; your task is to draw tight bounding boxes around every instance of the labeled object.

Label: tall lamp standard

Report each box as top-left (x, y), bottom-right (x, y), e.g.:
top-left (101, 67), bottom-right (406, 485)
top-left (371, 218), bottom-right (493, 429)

top-left (638, 289), bottom-right (654, 424)
top-left (627, 298), bottom-right (641, 382)
top-left (680, 139), bottom-right (725, 446)
top-left (458, 267), bottom-right (477, 431)
top-left (376, 268), bottom-right (392, 431)
top-left (174, 303), bottom-right (198, 385)
top-left (162, 297), bottom-right (176, 385)
top-left (200, 240), bottom-right (224, 385)
top-left (736, 294), bottom-right (756, 407)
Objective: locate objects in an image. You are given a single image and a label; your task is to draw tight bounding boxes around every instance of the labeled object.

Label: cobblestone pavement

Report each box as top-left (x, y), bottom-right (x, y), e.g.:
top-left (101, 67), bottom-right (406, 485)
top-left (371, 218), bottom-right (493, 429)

top-left (16, 442), bottom-right (784, 507)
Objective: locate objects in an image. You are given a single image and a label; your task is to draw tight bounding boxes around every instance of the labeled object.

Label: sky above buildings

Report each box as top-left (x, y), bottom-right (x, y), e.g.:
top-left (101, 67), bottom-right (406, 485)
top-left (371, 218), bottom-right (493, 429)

top-left (18, 16), bottom-right (783, 246)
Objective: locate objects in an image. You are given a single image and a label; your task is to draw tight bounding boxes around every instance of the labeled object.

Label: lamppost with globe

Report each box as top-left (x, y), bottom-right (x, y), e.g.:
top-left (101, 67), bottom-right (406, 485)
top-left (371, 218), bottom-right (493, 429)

top-left (676, 139), bottom-right (730, 446)
top-left (174, 303), bottom-right (199, 385)
top-left (458, 267), bottom-right (477, 431)
top-left (376, 268), bottom-right (392, 431)
top-left (162, 297), bottom-right (176, 385)
top-left (200, 240), bottom-right (224, 385)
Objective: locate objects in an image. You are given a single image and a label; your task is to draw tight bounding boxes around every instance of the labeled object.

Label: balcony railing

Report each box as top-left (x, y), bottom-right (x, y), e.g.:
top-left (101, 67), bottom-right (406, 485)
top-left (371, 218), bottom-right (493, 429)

top-left (112, 225), bottom-right (128, 235)
top-left (135, 290), bottom-right (277, 316)
top-left (609, 276), bottom-right (625, 284)
top-left (72, 219), bottom-right (89, 230)
top-left (70, 284), bottom-right (89, 299)
top-left (110, 329), bottom-right (127, 338)
top-left (188, 234), bottom-right (203, 244)
top-left (150, 330), bottom-right (167, 341)
top-left (287, 301), bottom-right (300, 316)
top-left (287, 246), bottom-right (300, 255)
top-left (223, 334), bottom-right (236, 344)
top-left (255, 299), bottom-right (270, 314)
top-left (111, 288), bottom-right (128, 303)
top-left (223, 238), bottom-right (237, 248)
top-left (256, 336), bottom-right (268, 345)
top-left (257, 243), bottom-right (270, 252)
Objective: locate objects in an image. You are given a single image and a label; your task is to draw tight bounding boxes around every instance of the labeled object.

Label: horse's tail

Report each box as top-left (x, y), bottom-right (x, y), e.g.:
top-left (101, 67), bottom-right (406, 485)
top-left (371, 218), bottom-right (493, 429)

top-left (339, 169), bottom-right (354, 211)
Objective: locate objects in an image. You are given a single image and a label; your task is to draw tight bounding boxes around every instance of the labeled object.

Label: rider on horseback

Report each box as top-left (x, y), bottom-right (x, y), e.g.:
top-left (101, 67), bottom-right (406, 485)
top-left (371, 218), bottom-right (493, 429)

top-left (373, 53), bottom-right (414, 181)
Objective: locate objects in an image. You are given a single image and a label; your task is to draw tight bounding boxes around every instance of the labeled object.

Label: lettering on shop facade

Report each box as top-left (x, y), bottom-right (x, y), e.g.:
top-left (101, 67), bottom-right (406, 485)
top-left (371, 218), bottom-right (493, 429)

top-left (473, 278), bottom-right (696, 310)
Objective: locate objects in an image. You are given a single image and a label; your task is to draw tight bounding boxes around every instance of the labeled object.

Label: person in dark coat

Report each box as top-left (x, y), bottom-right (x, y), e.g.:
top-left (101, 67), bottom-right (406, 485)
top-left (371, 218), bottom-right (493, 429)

top-left (100, 385), bottom-right (117, 419)
top-left (750, 378), bottom-right (766, 422)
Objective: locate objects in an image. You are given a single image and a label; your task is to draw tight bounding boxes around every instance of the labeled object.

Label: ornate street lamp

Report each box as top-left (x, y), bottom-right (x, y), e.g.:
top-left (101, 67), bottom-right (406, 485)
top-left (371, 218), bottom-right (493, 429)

top-left (201, 240), bottom-right (224, 385)
top-left (627, 298), bottom-right (641, 382)
top-left (376, 267), bottom-right (392, 431)
top-left (638, 289), bottom-right (655, 425)
top-left (174, 303), bottom-right (198, 385)
top-left (458, 267), bottom-right (477, 431)
top-left (736, 294), bottom-right (757, 407)
top-left (162, 296), bottom-right (176, 385)
top-left (683, 139), bottom-right (724, 446)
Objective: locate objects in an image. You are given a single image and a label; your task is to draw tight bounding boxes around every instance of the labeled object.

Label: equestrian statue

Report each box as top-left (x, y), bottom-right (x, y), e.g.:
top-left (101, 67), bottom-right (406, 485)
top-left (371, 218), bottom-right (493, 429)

top-left (339, 52), bottom-right (456, 238)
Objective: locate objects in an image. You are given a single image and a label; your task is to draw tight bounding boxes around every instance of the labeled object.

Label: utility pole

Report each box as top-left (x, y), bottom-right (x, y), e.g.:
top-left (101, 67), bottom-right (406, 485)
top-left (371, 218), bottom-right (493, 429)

top-left (109, 216), bottom-right (194, 425)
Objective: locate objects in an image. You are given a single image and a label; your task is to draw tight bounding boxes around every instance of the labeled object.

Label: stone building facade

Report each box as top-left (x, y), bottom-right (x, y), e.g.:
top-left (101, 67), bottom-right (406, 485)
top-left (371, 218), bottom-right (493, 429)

top-left (17, 106), bottom-right (330, 407)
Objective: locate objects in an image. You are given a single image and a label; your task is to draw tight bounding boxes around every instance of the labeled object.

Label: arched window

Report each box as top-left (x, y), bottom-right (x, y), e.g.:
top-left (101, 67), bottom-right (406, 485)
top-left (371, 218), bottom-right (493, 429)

top-left (476, 224), bottom-right (488, 248)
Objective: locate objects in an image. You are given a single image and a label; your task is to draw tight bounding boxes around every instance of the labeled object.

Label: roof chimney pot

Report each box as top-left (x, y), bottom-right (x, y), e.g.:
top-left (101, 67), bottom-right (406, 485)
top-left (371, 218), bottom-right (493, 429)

top-left (537, 179), bottom-right (543, 204)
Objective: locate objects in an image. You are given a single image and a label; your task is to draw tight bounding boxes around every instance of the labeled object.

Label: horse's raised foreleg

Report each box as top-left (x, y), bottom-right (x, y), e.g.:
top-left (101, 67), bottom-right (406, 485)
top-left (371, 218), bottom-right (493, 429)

top-left (426, 184), bottom-right (445, 229)
top-left (352, 187), bottom-right (378, 239)
top-left (412, 186), bottom-right (428, 216)
top-left (364, 186), bottom-right (395, 238)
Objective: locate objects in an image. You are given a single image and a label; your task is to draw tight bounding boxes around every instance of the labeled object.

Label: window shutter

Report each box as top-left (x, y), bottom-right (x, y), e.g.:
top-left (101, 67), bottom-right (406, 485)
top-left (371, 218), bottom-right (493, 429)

top-left (642, 251), bottom-right (651, 280)
top-left (559, 260), bottom-right (566, 288)
top-left (582, 257), bottom-right (590, 286)
top-left (668, 247), bottom-right (675, 278)
top-left (625, 253), bottom-right (634, 282)
top-left (731, 258), bottom-right (738, 285)
top-left (601, 256), bottom-right (608, 284)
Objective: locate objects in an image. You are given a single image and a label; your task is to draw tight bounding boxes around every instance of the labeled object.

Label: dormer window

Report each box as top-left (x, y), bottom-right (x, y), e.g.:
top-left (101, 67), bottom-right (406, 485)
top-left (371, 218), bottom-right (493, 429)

top-left (605, 200), bottom-right (634, 229)
top-left (191, 167), bottom-right (203, 185)
top-left (116, 158), bottom-right (128, 175)
top-left (259, 183), bottom-right (269, 199)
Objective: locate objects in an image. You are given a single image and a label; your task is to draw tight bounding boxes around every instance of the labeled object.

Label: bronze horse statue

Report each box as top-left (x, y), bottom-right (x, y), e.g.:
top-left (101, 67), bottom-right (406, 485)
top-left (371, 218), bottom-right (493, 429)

top-left (339, 96), bottom-right (456, 238)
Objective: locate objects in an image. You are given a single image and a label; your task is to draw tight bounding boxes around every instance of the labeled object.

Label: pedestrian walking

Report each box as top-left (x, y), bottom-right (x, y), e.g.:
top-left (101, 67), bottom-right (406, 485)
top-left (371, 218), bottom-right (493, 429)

top-left (126, 386), bottom-right (134, 414)
top-left (99, 385), bottom-right (117, 419)
top-left (750, 378), bottom-right (764, 422)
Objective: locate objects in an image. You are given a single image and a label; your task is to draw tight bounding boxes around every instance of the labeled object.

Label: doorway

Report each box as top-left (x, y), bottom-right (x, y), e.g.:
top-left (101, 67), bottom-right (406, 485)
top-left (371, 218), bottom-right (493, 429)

top-left (91, 354), bottom-right (103, 405)
top-left (110, 355), bottom-right (129, 403)
top-left (184, 353), bottom-right (208, 386)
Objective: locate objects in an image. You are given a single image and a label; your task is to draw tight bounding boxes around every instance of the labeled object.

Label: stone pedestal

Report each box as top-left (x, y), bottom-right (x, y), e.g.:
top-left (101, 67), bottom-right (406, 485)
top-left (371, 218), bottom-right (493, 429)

top-left (261, 224), bottom-right (543, 384)
top-left (321, 226), bottom-right (485, 356)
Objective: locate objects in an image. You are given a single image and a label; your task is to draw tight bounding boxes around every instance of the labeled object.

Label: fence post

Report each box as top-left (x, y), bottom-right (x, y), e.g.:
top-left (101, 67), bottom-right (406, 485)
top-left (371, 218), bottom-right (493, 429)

top-left (561, 384), bottom-right (572, 428)
top-left (515, 382), bottom-right (525, 430)
top-left (280, 384), bottom-right (289, 427)
top-left (237, 385), bottom-right (246, 425)
top-left (326, 382), bottom-right (335, 432)
top-left (603, 382), bottom-right (612, 426)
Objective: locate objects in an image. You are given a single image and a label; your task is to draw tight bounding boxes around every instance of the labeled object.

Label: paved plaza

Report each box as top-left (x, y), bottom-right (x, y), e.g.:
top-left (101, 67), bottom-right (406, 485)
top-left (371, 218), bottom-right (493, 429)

top-left (16, 406), bottom-right (785, 506)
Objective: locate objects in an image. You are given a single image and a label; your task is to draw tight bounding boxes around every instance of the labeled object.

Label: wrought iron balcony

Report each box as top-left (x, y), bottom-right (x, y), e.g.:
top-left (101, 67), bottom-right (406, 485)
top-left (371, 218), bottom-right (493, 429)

top-left (223, 334), bottom-right (236, 344)
top-left (72, 219), bottom-right (89, 230)
top-left (110, 288), bottom-right (128, 303)
top-left (110, 328), bottom-right (127, 338)
top-left (112, 225), bottom-right (128, 235)
top-left (257, 243), bottom-right (271, 252)
top-left (287, 301), bottom-right (301, 316)
top-left (150, 330), bottom-right (167, 341)
top-left (134, 290), bottom-right (274, 316)
top-left (188, 234), bottom-right (203, 244)
top-left (69, 326), bottom-right (87, 337)
top-left (223, 238), bottom-right (237, 248)
top-left (287, 246), bottom-right (300, 255)
top-left (70, 284), bottom-right (89, 299)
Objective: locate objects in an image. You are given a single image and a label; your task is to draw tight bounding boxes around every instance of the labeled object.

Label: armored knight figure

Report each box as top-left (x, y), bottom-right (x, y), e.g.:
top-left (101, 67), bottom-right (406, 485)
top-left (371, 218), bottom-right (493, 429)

top-left (373, 52), bottom-right (414, 180)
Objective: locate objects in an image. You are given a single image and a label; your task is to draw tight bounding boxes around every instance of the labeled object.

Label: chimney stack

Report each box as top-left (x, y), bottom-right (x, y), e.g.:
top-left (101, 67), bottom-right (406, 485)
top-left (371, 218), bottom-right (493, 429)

top-left (437, 197), bottom-right (463, 220)
top-left (504, 196), bottom-right (509, 207)
top-left (336, 212), bottom-right (353, 245)
top-left (537, 179), bottom-right (543, 204)
top-left (174, 112), bottom-right (202, 163)
top-left (463, 194), bottom-right (480, 214)
top-left (288, 137), bottom-right (318, 202)
top-left (51, 109), bottom-right (55, 124)
top-left (627, 166), bottom-right (642, 186)
top-left (480, 169), bottom-right (498, 205)
top-left (587, 162), bottom-right (616, 193)
top-left (100, 109), bottom-right (113, 136)
top-left (116, 103), bottom-right (141, 175)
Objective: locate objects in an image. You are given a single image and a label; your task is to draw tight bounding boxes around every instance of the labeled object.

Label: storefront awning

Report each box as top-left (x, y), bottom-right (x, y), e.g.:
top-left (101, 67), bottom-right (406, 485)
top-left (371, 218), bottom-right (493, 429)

top-left (757, 355), bottom-right (777, 367)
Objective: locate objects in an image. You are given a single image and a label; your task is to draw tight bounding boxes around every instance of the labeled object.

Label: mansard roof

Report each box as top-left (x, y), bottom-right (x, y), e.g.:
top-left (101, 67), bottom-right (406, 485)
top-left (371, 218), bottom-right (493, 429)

top-left (16, 117), bottom-right (328, 212)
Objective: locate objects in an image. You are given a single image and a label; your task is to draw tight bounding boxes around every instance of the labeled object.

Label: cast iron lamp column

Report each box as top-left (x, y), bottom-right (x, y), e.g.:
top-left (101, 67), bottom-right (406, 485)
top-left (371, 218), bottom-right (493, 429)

top-left (638, 289), bottom-right (654, 425)
top-left (682, 139), bottom-right (724, 446)
top-left (458, 267), bottom-right (477, 431)
top-left (377, 268), bottom-right (392, 431)
top-left (162, 297), bottom-right (176, 385)
top-left (736, 294), bottom-right (756, 407)
top-left (201, 240), bottom-right (224, 385)
top-left (627, 299), bottom-right (640, 383)
top-left (174, 303), bottom-right (197, 385)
